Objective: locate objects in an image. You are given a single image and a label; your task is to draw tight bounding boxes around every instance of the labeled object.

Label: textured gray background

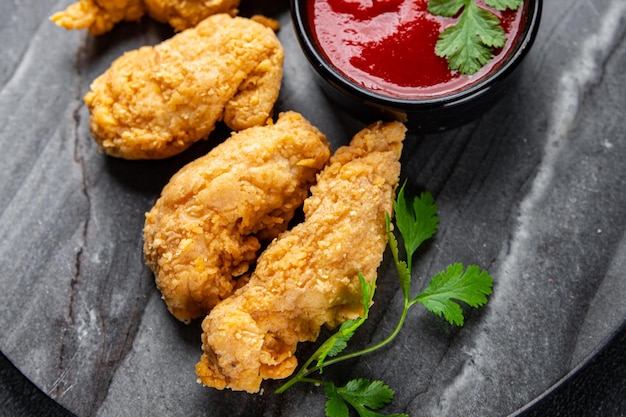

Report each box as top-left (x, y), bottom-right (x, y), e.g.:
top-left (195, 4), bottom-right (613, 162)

top-left (1, 0), bottom-right (625, 416)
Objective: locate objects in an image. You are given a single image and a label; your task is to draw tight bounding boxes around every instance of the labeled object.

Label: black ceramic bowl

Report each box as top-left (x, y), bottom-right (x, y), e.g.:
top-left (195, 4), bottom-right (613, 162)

top-left (291, 0), bottom-right (542, 131)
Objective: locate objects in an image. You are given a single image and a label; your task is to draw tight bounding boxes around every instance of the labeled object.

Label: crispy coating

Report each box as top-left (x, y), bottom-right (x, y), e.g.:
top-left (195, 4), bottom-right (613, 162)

top-left (50, 0), bottom-right (145, 35)
top-left (195, 121), bottom-right (406, 393)
top-left (84, 13), bottom-right (284, 159)
top-left (50, 0), bottom-right (239, 35)
top-left (143, 112), bottom-right (331, 323)
top-left (143, 0), bottom-right (239, 31)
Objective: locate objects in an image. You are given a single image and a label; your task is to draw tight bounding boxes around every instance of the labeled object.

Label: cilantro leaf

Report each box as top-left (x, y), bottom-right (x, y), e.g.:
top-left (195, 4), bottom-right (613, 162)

top-left (332, 379), bottom-right (408, 417)
top-left (340, 379), bottom-right (395, 410)
top-left (393, 184), bottom-right (439, 271)
top-left (434, 1), bottom-right (505, 75)
top-left (316, 273), bottom-right (374, 369)
top-left (386, 213), bottom-right (411, 299)
top-left (413, 263), bottom-right (493, 326)
top-left (325, 384), bottom-right (350, 417)
top-left (319, 319), bottom-right (359, 364)
top-left (486, 0), bottom-right (523, 11)
top-left (428, 0), bottom-right (466, 16)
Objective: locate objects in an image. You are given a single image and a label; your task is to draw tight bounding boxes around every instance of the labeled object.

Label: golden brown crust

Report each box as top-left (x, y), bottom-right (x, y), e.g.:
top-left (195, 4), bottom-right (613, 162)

top-left (84, 14), bottom-right (284, 159)
top-left (50, 0), bottom-right (240, 35)
top-left (143, 0), bottom-right (239, 32)
top-left (50, 0), bottom-right (144, 36)
top-left (196, 121), bottom-right (406, 393)
top-left (143, 111), bottom-right (331, 323)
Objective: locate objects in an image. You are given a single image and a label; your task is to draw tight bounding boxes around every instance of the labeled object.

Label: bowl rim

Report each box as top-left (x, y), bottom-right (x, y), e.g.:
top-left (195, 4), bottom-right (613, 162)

top-left (290, 0), bottom-right (543, 110)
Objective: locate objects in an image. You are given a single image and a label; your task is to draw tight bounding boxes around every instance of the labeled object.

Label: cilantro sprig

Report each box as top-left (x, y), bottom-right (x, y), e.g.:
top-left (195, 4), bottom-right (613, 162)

top-left (428, 0), bottom-right (523, 75)
top-left (275, 183), bottom-right (494, 416)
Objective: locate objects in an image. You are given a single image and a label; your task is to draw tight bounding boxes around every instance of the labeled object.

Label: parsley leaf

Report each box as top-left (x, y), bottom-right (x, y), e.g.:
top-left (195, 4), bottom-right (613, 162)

top-left (386, 213), bottom-right (411, 299)
top-left (274, 273), bottom-right (376, 394)
top-left (413, 263), bottom-right (493, 326)
top-left (428, 0), bottom-right (523, 75)
top-left (325, 384), bottom-right (350, 417)
top-left (428, 0), bottom-right (466, 16)
top-left (316, 273), bottom-right (374, 369)
top-left (325, 379), bottom-right (408, 417)
top-left (393, 183), bottom-right (439, 271)
top-left (433, 1), bottom-right (504, 75)
top-left (486, 0), bottom-right (523, 11)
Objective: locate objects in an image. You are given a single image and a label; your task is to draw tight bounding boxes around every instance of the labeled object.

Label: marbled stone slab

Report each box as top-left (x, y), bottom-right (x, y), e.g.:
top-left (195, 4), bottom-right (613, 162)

top-left (1, 0), bottom-right (625, 416)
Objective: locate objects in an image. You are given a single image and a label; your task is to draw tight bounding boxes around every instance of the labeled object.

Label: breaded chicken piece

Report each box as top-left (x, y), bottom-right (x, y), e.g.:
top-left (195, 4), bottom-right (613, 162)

top-left (143, 0), bottom-right (239, 32)
top-left (195, 121), bottom-right (406, 393)
top-left (50, 0), bottom-right (239, 35)
top-left (84, 14), bottom-right (284, 159)
top-left (143, 112), bottom-right (331, 323)
top-left (50, 0), bottom-right (145, 36)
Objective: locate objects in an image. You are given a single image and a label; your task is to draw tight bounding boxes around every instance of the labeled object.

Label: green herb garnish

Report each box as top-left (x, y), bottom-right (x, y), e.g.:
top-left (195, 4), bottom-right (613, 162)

top-left (275, 183), bottom-right (494, 416)
top-left (428, 0), bottom-right (523, 75)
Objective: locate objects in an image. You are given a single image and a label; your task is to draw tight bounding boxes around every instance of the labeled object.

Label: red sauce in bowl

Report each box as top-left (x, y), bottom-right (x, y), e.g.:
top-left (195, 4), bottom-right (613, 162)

top-left (308, 0), bottom-right (524, 98)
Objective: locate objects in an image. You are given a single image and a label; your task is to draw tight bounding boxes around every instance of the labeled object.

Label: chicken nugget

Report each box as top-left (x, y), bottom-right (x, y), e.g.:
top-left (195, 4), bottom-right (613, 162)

top-left (195, 120), bottom-right (406, 393)
top-left (50, 0), bottom-right (239, 35)
top-left (143, 111), bottom-right (331, 323)
top-left (84, 13), bottom-right (284, 159)
top-left (143, 0), bottom-right (239, 32)
top-left (50, 0), bottom-right (145, 36)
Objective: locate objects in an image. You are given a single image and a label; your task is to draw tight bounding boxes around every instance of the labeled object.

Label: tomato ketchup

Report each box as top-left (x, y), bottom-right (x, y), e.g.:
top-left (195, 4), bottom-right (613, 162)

top-left (308, 0), bottom-right (524, 98)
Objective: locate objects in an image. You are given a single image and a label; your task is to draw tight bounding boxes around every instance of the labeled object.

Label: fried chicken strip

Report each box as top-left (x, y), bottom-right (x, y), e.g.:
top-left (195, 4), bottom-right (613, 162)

top-left (84, 13), bottom-right (284, 159)
top-left (50, 0), bottom-right (239, 35)
top-left (143, 0), bottom-right (239, 32)
top-left (196, 120), bottom-right (406, 393)
top-left (143, 112), bottom-right (331, 323)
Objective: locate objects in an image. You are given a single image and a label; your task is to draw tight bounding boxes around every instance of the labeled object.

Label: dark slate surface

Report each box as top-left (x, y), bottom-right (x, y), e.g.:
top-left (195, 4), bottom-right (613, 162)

top-left (1, 0), bottom-right (625, 416)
